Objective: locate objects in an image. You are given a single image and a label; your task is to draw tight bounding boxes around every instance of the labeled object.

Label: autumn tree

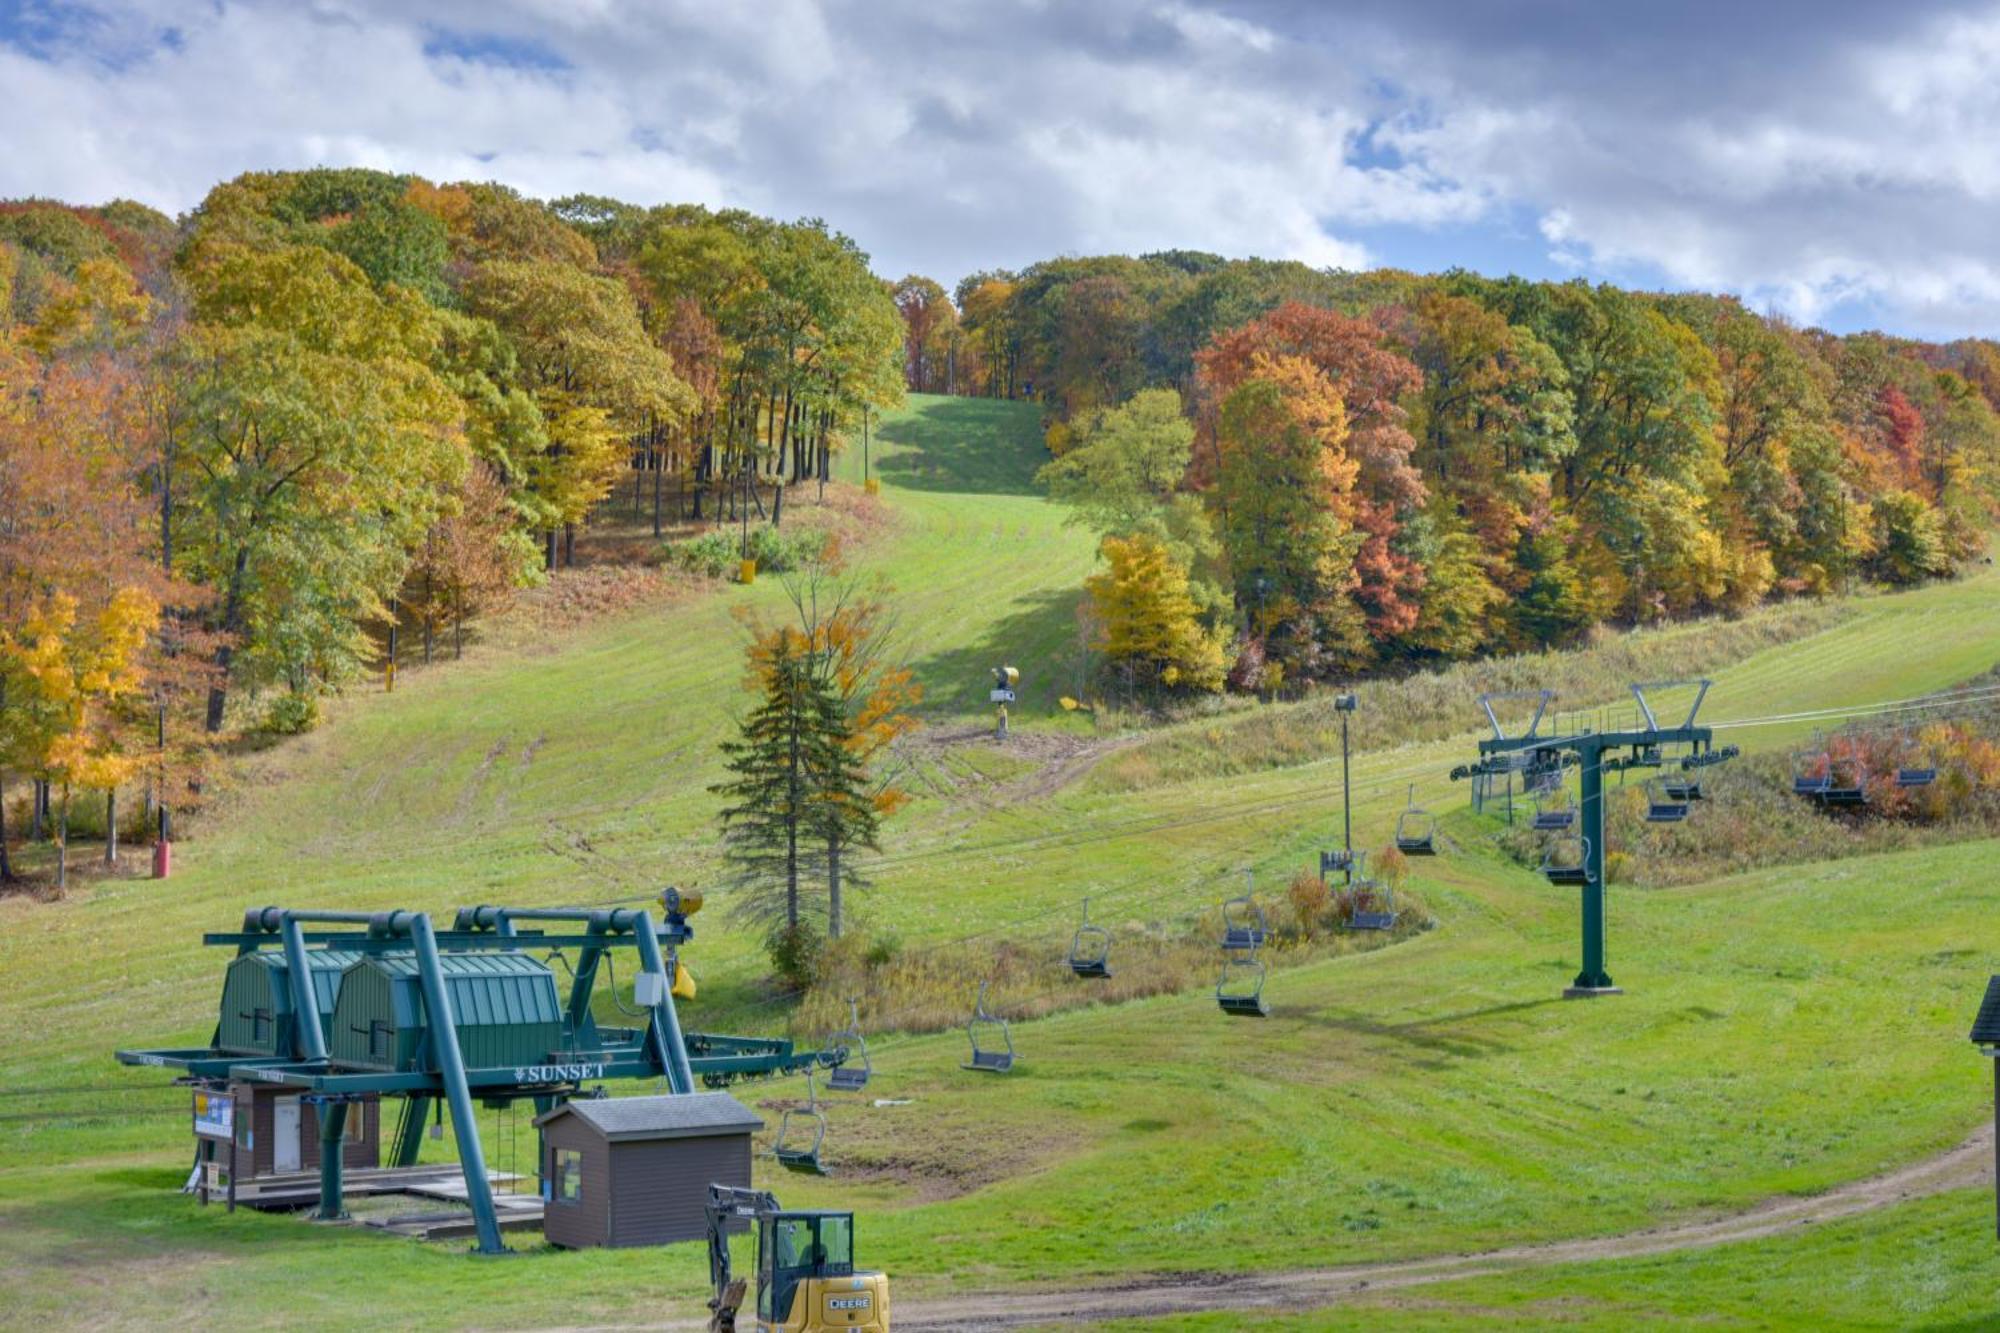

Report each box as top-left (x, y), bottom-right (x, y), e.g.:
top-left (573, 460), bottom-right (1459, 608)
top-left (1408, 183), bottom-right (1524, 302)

top-left (1086, 533), bottom-right (1226, 696)
top-left (731, 558), bottom-right (921, 940)
top-left (894, 275), bottom-right (956, 392)
top-left (179, 242), bottom-right (467, 729)
top-left (1211, 361), bottom-right (1367, 677)
top-left (8, 589), bottom-right (158, 892)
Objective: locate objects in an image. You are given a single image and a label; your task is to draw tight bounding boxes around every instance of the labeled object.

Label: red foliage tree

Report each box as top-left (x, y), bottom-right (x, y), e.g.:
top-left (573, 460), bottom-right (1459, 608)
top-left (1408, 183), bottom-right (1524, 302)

top-left (1194, 302), bottom-right (1428, 637)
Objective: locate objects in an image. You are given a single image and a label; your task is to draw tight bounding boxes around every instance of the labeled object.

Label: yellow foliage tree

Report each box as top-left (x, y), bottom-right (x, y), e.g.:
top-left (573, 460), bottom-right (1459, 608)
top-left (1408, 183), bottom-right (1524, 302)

top-left (1086, 533), bottom-right (1226, 696)
top-left (9, 588), bottom-right (159, 892)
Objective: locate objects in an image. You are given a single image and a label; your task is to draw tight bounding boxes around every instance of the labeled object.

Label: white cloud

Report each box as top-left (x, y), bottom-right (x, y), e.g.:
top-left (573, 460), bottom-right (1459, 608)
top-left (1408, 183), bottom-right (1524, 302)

top-left (7, 0), bottom-right (2000, 333)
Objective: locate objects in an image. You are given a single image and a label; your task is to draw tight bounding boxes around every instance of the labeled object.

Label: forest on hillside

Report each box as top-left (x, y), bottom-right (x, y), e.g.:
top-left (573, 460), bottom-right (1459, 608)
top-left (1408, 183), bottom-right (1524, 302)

top-left (0, 170), bottom-right (904, 877)
top-left (893, 256), bottom-right (2000, 694)
top-left (4, 168), bottom-right (1999, 879)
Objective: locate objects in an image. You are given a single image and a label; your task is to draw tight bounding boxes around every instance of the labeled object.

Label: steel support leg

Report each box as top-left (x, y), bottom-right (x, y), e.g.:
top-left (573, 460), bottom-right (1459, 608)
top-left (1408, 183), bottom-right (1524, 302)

top-left (410, 914), bottom-right (507, 1254)
top-left (317, 1102), bottom-right (348, 1220)
top-left (1566, 742), bottom-right (1620, 997)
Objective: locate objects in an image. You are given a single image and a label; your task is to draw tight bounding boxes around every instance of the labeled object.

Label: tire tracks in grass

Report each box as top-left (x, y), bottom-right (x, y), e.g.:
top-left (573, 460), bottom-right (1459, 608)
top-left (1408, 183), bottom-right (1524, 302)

top-left (878, 1122), bottom-right (1994, 1329)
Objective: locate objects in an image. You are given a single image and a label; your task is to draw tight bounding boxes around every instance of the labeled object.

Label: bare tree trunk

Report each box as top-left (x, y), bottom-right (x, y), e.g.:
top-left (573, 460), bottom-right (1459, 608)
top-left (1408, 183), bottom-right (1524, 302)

top-left (0, 774), bottom-right (13, 883)
top-left (204, 545), bottom-right (250, 733)
top-left (105, 790), bottom-right (117, 864)
top-left (55, 796), bottom-right (67, 895)
top-left (827, 836), bottom-right (842, 940)
top-left (652, 436), bottom-right (664, 537)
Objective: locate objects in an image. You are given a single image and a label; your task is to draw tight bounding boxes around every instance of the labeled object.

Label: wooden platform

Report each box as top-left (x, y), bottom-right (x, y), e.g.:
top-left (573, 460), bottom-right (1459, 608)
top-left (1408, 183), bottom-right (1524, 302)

top-left (196, 1163), bottom-right (546, 1239)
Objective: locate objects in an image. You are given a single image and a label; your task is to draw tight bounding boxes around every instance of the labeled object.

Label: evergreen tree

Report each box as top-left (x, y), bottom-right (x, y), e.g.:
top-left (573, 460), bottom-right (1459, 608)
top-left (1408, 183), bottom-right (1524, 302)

top-left (712, 633), bottom-right (831, 938)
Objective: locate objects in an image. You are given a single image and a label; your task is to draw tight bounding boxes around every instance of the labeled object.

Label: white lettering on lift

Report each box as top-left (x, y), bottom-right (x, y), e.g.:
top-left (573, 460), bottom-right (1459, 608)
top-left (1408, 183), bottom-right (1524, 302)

top-left (511, 1063), bottom-right (608, 1083)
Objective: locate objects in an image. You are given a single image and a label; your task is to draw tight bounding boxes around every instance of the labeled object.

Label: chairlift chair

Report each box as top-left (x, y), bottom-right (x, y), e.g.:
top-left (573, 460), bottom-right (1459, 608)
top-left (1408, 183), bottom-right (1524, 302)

top-left (962, 980), bottom-right (1015, 1073)
top-left (823, 999), bottom-right (871, 1093)
top-left (1066, 897), bottom-right (1113, 979)
top-left (1895, 728), bottom-right (1938, 788)
top-left (1791, 743), bottom-right (1834, 798)
top-left (772, 1070), bottom-right (830, 1175)
top-left (1348, 877), bottom-right (1397, 932)
top-left (1395, 784), bottom-right (1438, 855)
top-left (1542, 835), bottom-right (1593, 886)
top-left (1216, 954), bottom-right (1270, 1017)
top-left (1660, 774), bottom-right (1705, 802)
top-left (1221, 895), bottom-right (1269, 953)
top-left (1531, 795), bottom-right (1575, 832)
top-left (1821, 750), bottom-right (1869, 806)
top-left (1644, 777), bottom-right (1690, 824)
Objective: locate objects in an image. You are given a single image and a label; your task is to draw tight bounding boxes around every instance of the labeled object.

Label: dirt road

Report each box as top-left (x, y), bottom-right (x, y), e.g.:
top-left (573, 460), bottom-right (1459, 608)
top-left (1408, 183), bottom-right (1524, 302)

top-left (884, 1124), bottom-right (1993, 1329)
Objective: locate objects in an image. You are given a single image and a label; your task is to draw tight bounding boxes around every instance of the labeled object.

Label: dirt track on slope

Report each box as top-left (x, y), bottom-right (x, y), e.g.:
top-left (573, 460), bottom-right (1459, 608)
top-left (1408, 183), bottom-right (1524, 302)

top-left (880, 1124), bottom-right (1994, 1329)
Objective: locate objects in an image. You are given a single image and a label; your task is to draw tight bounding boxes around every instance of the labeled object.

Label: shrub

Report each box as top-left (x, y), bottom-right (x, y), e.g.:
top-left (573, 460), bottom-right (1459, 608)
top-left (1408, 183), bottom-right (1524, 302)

top-left (663, 530), bottom-right (739, 579)
top-left (1287, 869), bottom-right (1331, 939)
top-left (765, 921), bottom-right (825, 992)
top-left (665, 525), bottom-right (830, 579)
top-left (261, 691), bottom-right (321, 735)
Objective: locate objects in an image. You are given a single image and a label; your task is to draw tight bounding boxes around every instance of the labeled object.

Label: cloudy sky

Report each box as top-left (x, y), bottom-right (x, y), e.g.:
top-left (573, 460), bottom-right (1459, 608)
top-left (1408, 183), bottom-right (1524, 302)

top-left (4, 0), bottom-right (1999, 337)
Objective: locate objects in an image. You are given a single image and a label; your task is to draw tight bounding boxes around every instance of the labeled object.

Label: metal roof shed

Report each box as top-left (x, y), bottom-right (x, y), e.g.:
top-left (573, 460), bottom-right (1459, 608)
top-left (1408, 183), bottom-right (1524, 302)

top-left (1969, 975), bottom-right (2000, 1241)
top-left (534, 1093), bottom-right (761, 1248)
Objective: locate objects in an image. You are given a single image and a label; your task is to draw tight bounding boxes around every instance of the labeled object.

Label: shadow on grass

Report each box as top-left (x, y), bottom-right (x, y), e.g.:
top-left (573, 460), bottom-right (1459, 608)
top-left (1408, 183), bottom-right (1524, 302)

top-left (870, 397), bottom-right (1048, 496)
top-left (909, 587), bottom-right (1087, 716)
top-left (1291, 1003), bottom-right (1533, 1063)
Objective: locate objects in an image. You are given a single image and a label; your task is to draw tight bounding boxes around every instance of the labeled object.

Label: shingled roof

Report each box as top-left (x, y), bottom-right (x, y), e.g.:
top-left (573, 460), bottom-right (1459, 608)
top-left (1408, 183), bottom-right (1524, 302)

top-left (533, 1092), bottom-right (762, 1141)
top-left (1972, 976), bottom-right (2000, 1048)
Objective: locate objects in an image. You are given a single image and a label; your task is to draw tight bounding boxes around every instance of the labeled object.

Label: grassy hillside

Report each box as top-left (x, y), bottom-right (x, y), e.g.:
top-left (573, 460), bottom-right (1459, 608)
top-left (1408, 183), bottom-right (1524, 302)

top-left (4, 392), bottom-right (2000, 1327)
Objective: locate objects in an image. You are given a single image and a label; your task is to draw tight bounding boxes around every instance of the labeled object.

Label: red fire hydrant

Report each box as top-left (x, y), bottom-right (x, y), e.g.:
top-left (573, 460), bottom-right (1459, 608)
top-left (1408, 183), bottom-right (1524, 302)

top-left (152, 840), bottom-right (172, 879)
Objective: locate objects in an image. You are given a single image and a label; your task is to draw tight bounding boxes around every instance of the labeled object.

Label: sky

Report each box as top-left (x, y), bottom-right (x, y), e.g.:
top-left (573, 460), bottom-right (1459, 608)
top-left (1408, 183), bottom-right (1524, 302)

top-left (5, 0), bottom-right (2000, 338)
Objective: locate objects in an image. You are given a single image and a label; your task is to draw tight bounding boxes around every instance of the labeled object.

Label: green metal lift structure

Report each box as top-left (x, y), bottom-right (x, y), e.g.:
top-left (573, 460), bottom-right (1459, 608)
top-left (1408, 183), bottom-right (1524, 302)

top-left (117, 891), bottom-right (842, 1255)
top-left (1451, 681), bottom-right (1738, 998)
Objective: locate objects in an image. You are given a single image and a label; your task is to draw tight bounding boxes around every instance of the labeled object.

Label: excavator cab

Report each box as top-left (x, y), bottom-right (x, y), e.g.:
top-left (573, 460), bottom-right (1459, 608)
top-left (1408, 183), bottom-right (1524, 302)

top-left (708, 1186), bottom-right (889, 1332)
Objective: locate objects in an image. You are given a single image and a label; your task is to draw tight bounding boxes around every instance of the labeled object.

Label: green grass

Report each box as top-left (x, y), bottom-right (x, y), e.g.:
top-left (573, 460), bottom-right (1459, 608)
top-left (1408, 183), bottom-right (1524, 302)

top-left (1065, 1188), bottom-right (2000, 1330)
top-left (6, 391), bottom-right (2000, 1327)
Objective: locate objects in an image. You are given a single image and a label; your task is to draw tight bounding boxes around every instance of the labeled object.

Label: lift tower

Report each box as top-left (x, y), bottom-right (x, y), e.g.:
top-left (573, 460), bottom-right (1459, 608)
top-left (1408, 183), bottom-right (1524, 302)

top-left (1452, 682), bottom-right (1737, 998)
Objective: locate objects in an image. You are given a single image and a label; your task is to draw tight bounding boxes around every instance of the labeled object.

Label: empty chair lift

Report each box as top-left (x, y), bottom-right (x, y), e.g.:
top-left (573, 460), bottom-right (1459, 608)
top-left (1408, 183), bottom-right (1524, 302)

top-left (1349, 878), bottom-right (1398, 932)
top-left (1221, 894), bottom-right (1269, 953)
top-left (1531, 796), bottom-right (1575, 832)
top-left (962, 981), bottom-right (1015, 1073)
top-left (1897, 729), bottom-right (1938, 788)
top-left (1395, 785), bottom-right (1437, 855)
top-left (771, 1070), bottom-right (829, 1176)
top-left (1644, 777), bottom-right (1690, 824)
top-left (1542, 835), bottom-right (1593, 886)
top-left (1216, 953), bottom-right (1269, 1018)
top-left (1067, 898), bottom-right (1113, 979)
top-left (823, 999), bottom-right (870, 1093)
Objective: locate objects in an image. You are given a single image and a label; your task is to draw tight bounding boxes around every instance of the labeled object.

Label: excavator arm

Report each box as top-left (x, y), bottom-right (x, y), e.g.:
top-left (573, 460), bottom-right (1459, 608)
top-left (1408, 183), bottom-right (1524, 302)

top-left (707, 1185), bottom-right (782, 1332)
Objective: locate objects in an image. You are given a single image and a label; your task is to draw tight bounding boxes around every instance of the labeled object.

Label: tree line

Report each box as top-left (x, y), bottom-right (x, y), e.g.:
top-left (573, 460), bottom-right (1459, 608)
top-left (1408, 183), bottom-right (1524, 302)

top-left (0, 171), bottom-right (904, 886)
top-left (890, 251), bottom-right (2000, 695)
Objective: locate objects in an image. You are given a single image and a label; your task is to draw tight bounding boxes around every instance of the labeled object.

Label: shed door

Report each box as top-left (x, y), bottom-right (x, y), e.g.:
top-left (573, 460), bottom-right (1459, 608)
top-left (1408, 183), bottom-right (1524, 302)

top-left (274, 1097), bottom-right (302, 1173)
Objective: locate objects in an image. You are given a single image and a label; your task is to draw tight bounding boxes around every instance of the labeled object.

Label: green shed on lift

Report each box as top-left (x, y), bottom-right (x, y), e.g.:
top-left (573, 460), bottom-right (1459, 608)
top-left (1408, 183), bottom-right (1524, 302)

top-left (329, 953), bottom-right (564, 1072)
top-left (217, 950), bottom-right (372, 1058)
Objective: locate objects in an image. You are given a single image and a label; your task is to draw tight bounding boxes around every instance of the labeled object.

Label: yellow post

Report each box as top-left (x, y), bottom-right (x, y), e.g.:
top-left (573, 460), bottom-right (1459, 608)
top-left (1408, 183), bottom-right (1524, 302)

top-left (864, 478), bottom-right (881, 497)
top-left (739, 558), bottom-right (757, 585)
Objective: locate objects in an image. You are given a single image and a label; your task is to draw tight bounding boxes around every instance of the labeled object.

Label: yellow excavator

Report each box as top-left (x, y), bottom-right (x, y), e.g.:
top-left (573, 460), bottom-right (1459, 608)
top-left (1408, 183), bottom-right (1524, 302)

top-left (705, 1185), bottom-right (890, 1331)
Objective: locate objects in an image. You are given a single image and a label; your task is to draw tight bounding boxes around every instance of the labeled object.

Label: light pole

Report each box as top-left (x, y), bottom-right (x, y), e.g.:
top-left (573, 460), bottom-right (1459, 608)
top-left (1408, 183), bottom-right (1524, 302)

top-left (1335, 692), bottom-right (1356, 885)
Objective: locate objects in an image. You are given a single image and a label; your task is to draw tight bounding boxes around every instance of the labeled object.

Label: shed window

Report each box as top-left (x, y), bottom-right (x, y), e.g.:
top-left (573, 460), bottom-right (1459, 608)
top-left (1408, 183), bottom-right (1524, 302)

top-left (552, 1148), bottom-right (581, 1204)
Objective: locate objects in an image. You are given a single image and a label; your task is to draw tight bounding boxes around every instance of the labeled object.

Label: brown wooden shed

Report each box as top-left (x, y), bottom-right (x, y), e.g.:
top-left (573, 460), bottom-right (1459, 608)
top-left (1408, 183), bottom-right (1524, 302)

top-left (534, 1093), bottom-right (761, 1248)
top-left (193, 1082), bottom-right (381, 1203)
